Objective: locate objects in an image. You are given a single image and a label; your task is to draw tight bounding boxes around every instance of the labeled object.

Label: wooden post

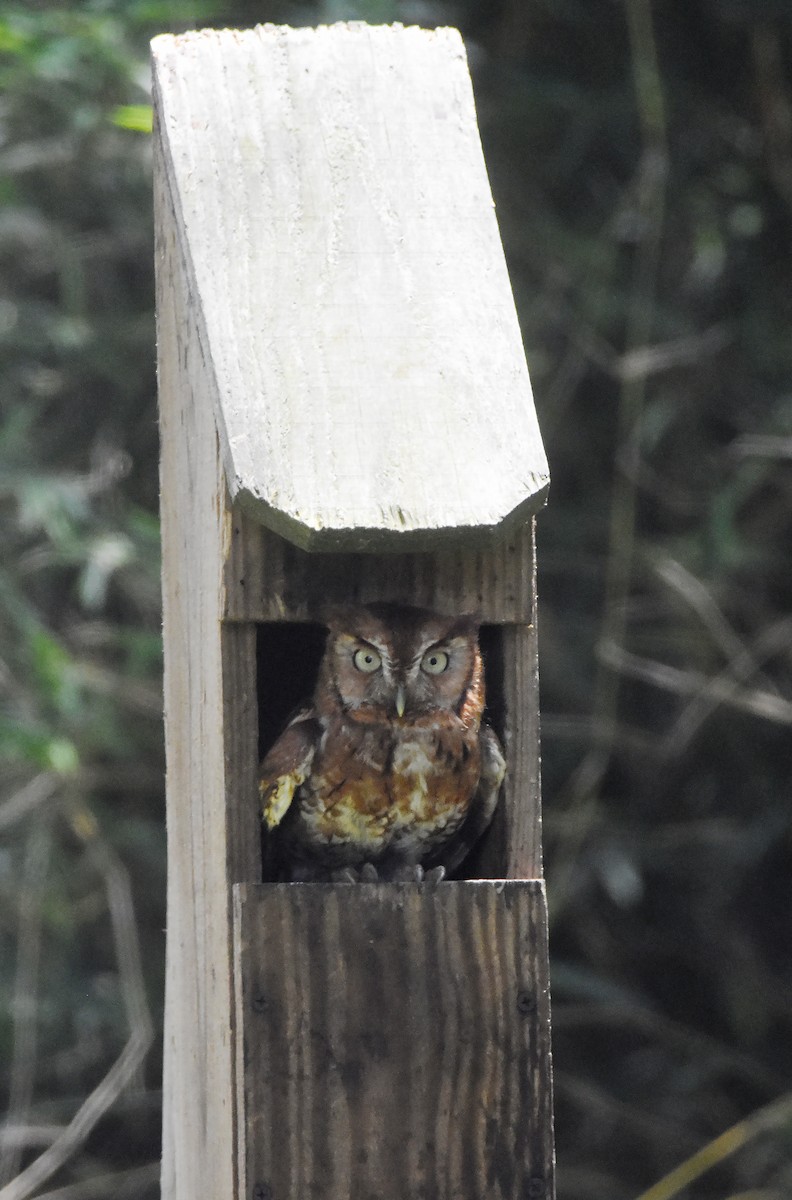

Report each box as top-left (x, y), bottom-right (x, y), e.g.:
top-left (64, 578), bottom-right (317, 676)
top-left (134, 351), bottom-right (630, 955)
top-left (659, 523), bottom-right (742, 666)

top-left (153, 22), bottom-right (552, 1200)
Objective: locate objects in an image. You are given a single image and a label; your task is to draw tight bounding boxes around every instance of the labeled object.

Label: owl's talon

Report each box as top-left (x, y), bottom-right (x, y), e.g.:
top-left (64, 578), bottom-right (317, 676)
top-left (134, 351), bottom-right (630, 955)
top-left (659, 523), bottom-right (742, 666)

top-left (391, 863), bottom-right (446, 883)
top-left (331, 867), bottom-right (358, 883)
top-left (360, 862), bottom-right (380, 882)
top-left (424, 866), bottom-right (446, 884)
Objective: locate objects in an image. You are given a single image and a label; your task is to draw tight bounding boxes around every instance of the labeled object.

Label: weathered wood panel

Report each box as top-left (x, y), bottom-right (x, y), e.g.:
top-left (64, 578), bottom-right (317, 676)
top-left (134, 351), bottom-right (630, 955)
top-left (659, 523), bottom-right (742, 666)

top-left (234, 881), bottom-right (554, 1200)
top-left (501, 622), bottom-right (544, 879)
top-left (151, 24), bottom-right (548, 552)
top-left (157, 117), bottom-right (259, 1198)
top-left (222, 623), bottom-right (262, 886)
top-left (472, 621), bottom-right (542, 881)
top-left (224, 510), bottom-right (537, 624)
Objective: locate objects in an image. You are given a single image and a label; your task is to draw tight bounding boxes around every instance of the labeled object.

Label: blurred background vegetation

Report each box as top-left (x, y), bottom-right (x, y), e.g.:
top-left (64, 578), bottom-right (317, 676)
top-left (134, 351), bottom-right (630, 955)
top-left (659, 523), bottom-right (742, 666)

top-left (1, 0), bottom-right (791, 1197)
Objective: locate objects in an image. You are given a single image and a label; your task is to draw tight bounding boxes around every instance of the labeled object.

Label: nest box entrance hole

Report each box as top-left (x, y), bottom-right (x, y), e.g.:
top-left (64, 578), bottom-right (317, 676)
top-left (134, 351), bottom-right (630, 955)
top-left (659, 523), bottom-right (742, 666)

top-left (255, 620), bottom-right (508, 883)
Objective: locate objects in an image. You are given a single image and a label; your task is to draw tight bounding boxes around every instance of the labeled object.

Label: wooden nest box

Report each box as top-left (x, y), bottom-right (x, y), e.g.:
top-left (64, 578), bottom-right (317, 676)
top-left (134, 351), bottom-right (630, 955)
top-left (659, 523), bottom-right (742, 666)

top-left (153, 22), bottom-right (553, 1200)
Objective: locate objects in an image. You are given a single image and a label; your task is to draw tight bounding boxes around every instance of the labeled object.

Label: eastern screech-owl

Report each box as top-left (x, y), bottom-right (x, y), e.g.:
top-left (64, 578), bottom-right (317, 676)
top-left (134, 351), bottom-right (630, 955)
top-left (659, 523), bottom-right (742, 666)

top-left (259, 602), bottom-right (506, 881)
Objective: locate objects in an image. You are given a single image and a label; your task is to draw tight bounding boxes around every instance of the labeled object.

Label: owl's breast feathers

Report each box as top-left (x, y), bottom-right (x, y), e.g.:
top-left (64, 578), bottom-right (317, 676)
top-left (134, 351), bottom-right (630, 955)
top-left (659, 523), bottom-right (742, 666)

top-left (259, 707), bottom-right (494, 867)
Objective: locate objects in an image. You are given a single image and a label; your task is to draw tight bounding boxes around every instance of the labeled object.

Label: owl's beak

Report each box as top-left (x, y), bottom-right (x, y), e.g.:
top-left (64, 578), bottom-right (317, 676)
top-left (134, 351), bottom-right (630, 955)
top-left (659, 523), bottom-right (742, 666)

top-left (395, 685), bottom-right (406, 719)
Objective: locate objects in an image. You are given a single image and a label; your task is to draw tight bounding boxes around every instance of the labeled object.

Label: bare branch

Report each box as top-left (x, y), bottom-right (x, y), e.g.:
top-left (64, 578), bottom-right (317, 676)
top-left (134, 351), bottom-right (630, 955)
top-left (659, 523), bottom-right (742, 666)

top-left (0, 1033), bottom-right (152, 1200)
top-left (652, 556), bottom-right (781, 692)
top-left (31, 1161), bottom-right (159, 1200)
top-left (0, 817), bottom-right (53, 1186)
top-left (598, 623), bottom-right (792, 736)
top-left (731, 434), bottom-right (792, 460)
top-left (0, 775), bottom-right (58, 835)
top-left (0, 809), bottom-right (154, 1200)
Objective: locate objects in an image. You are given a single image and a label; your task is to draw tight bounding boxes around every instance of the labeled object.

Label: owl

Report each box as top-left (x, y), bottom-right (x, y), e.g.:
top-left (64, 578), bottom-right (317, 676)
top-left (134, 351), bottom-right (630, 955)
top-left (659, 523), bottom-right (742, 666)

top-left (259, 602), bottom-right (506, 882)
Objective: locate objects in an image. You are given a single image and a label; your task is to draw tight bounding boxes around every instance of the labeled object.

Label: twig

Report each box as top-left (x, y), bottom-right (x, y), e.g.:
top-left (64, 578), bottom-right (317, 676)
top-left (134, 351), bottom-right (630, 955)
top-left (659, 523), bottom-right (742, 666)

top-left (0, 774), bottom-right (58, 834)
top-left (562, 319), bottom-right (720, 384)
top-left (0, 1128), bottom-right (65, 1152)
top-left (0, 1033), bottom-right (152, 1200)
top-left (66, 803), bottom-right (153, 1095)
top-left (554, 1003), bottom-right (781, 1092)
top-left (730, 433), bottom-right (792, 460)
top-left (632, 1091), bottom-right (792, 1200)
top-left (31, 1161), bottom-right (159, 1200)
top-left (0, 815), bottom-right (53, 1186)
top-left (652, 555), bottom-right (779, 688)
top-left (721, 1192), bottom-right (784, 1200)
top-left (597, 0), bottom-right (668, 726)
top-left (598, 627), bottom-right (792, 730)
top-left (558, 1166), bottom-right (633, 1200)
top-left (540, 712), bottom-right (657, 756)
top-left (551, 0), bottom-right (669, 916)
top-left (556, 1073), bottom-right (695, 1152)
top-left (752, 23), bottom-right (792, 213)
top-left (659, 617), bottom-right (792, 757)
top-left (616, 323), bottom-right (730, 379)
top-left (82, 822), bottom-right (153, 1093)
top-left (0, 806), bottom-right (154, 1200)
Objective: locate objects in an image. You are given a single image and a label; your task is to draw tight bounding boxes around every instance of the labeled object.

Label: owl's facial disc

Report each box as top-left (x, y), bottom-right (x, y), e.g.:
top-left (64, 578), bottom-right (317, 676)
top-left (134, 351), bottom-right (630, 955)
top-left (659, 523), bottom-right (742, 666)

top-left (331, 632), bottom-right (395, 717)
top-left (343, 634), bottom-right (411, 720)
top-left (328, 616), bottom-right (480, 724)
top-left (400, 634), bottom-right (473, 716)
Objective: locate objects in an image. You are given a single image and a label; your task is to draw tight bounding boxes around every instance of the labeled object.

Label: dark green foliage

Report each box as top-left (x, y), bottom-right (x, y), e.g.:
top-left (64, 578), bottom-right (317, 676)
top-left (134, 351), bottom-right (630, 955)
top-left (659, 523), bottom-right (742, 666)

top-left (471, 3), bottom-right (792, 1196)
top-left (1, 1), bottom-right (791, 1197)
top-left (0, 3), bottom-right (164, 1195)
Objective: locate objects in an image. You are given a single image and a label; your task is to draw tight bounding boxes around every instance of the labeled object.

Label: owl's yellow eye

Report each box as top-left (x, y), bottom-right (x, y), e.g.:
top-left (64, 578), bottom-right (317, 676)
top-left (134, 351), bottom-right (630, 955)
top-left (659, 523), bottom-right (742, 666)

top-left (353, 646), bottom-right (382, 673)
top-left (421, 648), bottom-right (449, 675)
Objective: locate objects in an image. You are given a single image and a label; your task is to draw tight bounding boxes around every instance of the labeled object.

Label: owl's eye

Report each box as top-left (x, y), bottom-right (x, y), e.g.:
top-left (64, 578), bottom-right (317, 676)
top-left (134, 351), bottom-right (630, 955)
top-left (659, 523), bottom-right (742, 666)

top-left (353, 646), bottom-right (382, 673)
top-left (421, 648), bottom-right (449, 675)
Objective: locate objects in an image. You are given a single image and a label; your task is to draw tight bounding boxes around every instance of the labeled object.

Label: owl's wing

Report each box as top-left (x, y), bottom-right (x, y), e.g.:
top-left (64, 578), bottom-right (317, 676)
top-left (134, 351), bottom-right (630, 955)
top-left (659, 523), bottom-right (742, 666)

top-left (439, 723), bottom-right (506, 873)
top-left (259, 709), bottom-right (322, 830)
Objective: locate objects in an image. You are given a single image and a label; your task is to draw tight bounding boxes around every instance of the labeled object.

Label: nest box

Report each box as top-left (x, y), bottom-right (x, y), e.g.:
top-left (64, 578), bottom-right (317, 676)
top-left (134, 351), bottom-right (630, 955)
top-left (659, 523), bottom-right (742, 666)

top-left (153, 22), bottom-right (553, 1200)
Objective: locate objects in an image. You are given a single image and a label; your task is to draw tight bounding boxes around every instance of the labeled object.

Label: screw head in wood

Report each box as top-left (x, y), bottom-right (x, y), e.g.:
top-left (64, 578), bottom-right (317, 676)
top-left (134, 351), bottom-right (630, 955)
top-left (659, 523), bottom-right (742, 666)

top-left (525, 1177), bottom-right (546, 1198)
top-left (251, 992), bottom-right (267, 1013)
top-left (253, 1183), bottom-right (272, 1200)
top-left (516, 989), bottom-right (536, 1015)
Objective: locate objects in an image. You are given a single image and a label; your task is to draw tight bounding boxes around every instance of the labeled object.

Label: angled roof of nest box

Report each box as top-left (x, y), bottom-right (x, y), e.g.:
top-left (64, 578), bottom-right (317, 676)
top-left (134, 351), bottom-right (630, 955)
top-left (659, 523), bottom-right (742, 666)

top-left (151, 22), bottom-right (549, 552)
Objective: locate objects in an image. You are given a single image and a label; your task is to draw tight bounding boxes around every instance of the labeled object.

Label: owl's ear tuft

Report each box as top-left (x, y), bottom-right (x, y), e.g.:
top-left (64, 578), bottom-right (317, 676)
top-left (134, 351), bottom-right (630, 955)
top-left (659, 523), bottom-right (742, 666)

top-left (445, 612), bottom-right (481, 639)
top-left (320, 603), bottom-right (361, 633)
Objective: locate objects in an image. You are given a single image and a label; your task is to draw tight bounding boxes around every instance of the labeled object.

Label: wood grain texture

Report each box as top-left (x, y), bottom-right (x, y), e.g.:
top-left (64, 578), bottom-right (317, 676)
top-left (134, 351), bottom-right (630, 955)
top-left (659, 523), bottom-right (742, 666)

top-left (225, 510), bottom-right (537, 624)
top-left (156, 116), bottom-right (259, 1198)
top-left (151, 23), bottom-right (549, 552)
top-left (233, 881), bottom-right (554, 1200)
top-left (501, 622), bottom-right (543, 878)
top-left (222, 623), bottom-right (262, 885)
top-left (472, 621), bottom-right (542, 881)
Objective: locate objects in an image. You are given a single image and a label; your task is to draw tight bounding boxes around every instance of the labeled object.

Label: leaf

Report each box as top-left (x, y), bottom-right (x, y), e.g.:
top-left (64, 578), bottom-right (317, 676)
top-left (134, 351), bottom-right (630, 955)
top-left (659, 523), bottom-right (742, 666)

top-left (31, 631), bottom-right (80, 716)
top-left (0, 719), bottom-right (79, 773)
top-left (109, 103), bottom-right (152, 132)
